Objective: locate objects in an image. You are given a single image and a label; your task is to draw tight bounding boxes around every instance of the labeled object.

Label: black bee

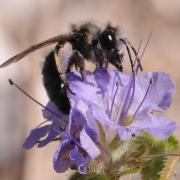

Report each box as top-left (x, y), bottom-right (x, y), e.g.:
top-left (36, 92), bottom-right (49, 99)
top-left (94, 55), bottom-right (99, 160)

top-left (0, 23), bottom-right (138, 115)
top-left (92, 25), bottom-right (123, 71)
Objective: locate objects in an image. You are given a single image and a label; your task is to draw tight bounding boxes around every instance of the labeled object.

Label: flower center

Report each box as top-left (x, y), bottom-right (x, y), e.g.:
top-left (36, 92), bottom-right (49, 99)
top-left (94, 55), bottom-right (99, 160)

top-left (121, 116), bottom-right (134, 126)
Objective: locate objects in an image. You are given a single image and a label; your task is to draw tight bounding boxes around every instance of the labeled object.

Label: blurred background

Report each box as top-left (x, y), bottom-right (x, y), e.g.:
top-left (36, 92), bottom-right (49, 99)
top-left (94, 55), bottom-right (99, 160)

top-left (0, 0), bottom-right (180, 179)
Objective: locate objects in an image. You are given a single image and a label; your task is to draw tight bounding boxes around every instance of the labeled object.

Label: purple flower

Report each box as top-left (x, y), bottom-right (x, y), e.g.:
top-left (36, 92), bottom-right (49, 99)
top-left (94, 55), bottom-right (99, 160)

top-left (22, 33), bottom-right (177, 175)
top-left (67, 68), bottom-right (176, 141)
top-left (116, 72), bottom-right (176, 140)
top-left (53, 107), bottom-right (100, 174)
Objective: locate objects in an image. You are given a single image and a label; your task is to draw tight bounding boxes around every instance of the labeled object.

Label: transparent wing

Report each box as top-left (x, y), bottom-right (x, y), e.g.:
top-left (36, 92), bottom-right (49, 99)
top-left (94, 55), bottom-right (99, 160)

top-left (0, 34), bottom-right (71, 68)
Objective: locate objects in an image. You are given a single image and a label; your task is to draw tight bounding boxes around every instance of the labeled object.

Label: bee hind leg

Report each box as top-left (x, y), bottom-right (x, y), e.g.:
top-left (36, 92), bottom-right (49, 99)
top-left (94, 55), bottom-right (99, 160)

top-left (66, 50), bottom-right (86, 81)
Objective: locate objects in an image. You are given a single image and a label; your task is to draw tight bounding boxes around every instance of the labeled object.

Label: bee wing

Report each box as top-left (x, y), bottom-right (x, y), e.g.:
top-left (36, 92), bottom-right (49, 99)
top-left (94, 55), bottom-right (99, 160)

top-left (53, 43), bottom-right (73, 81)
top-left (58, 43), bottom-right (73, 74)
top-left (0, 34), bottom-right (71, 68)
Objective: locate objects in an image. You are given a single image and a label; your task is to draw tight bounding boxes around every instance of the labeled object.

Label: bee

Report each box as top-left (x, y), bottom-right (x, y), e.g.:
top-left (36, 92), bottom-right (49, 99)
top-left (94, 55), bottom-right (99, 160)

top-left (0, 23), bottom-right (139, 115)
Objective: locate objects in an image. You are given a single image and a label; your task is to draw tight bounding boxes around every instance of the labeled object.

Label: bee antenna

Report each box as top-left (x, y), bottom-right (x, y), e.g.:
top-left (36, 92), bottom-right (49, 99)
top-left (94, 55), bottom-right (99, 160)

top-left (8, 79), bottom-right (14, 85)
top-left (8, 79), bottom-right (65, 121)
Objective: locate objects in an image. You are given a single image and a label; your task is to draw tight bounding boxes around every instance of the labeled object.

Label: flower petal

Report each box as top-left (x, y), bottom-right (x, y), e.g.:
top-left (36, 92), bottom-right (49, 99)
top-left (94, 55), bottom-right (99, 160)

top-left (90, 106), bottom-right (117, 128)
top-left (118, 109), bottom-right (177, 140)
top-left (95, 68), bottom-right (110, 94)
top-left (42, 101), bottom-right (67, 121)
top-left (118, 125), bottom-right (138, 141)
top-left (84, 126), bottom-right (99, 143)
top-left (70, 148), bottom-right (90, 174)
top-left (68, 72), bottom-right (104, 108)
top-left (37, 127), bottom-right (59, 148)
top-left (23, 125), bottom-right (50, 149)
top-left (80, 127), bottom-right (100, 159)
top-left (134, 72), bottom-right (176, 112)
top-left (135, 111), bottom-right (177, 139)
top-left (69, 107), bottom-right (86, 136)
top-left (53, 138), bottom-right (74, 173)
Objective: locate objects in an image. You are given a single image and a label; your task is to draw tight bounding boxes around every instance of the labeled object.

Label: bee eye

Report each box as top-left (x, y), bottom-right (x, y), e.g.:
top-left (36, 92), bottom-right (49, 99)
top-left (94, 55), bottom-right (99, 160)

top-left (108, 34), bottom-right (112, 41)
top-left (99, 28), bottom-right (116, 50)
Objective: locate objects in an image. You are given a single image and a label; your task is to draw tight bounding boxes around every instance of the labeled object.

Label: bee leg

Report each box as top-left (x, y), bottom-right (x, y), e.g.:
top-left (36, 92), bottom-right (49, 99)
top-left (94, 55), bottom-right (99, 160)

top-left (66, 55), bottom-right (75, 75)
top-left (66, 50), bottom-right (86, 81)
top-left (93, 43), bottom-right (107, 68)
top-left (74, 51), bottom-right (86, 81)
top-left (110, 59), bottom-right (123, 72)
top-left (109, 49), bottom-right (123, 72)
top-left (79, 58), bottom-right (86, 81)
top-left (94, 48), bottom-right (104, 68)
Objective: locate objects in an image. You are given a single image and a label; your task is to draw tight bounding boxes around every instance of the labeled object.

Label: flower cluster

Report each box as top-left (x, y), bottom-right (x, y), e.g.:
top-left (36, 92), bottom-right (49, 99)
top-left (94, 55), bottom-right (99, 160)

top-left (23, 41), bottom-right (177, 178)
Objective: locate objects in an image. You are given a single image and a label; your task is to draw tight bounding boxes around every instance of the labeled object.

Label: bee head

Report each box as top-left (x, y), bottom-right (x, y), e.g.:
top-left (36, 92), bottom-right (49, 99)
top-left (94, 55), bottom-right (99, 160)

top-left (99, 25), bottom-right (117, 50)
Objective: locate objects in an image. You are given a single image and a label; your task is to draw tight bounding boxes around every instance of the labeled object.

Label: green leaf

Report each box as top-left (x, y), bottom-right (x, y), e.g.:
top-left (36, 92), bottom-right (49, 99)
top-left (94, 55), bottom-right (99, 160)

top-left (159, 155), bottom-right (179, 180)
top-left (109, 135), bottom-right (122, 151)
top-left (164, 136), bottom-right (179, 152)
top-left (118, 166), bottom-right (140, 176)
top-left (141, 156), bottom-right (167, 180)
top-left (131, 134), bottom-right (180, 180)
top-left (96, 121), bottom-right (106, 146)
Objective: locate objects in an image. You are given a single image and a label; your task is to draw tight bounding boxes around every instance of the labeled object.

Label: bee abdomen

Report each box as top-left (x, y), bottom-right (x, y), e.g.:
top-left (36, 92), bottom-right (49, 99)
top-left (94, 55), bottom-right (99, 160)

top-left (42, 51), bottom-right (71, 114)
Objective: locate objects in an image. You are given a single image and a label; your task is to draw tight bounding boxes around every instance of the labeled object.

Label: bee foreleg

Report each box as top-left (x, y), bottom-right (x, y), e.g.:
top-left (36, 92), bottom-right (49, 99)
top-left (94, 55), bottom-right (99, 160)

top-left (109, 49), bottom-right (123, 72)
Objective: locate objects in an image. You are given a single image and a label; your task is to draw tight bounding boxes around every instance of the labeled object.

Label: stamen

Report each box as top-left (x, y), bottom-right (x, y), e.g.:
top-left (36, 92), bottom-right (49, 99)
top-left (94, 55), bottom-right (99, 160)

top-left (109, 78), bottom-right (119, 117)
top-left (133, 78), bottom-right (152, 118)
top-left (121, 116), bottom-right (133, 126)
top-left (34, 119), bottom-right (66, 136)
top-left (134, 40), bottom-right (142, 72)
top-left (141, 32), bottom-right (152, 58)
top-left (125, 38), bottom-right (143, 71)
top-left (118, 74), bottom-right (135, 124)
top-left (135, 32), bottom-right (152, 73)
top-left (125, 73), bottom-right (136, 117)
top-left (35, 120), bottom-right (49, 129)
top-left (8, 79), bottom-right (66, 123)
top-left (36, 137), bottom-right (62, 143)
